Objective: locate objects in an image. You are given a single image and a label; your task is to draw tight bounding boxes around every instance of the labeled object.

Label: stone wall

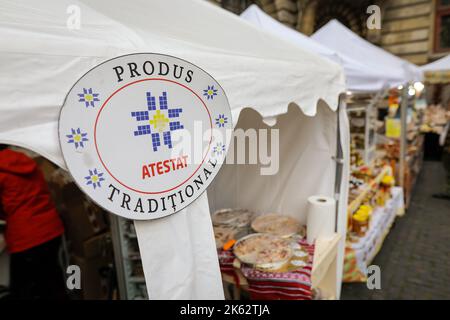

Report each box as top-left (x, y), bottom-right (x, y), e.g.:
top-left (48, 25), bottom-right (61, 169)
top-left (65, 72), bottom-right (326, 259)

top-left (208, 0), bottom-right (448, 64)
top-left (379, 0), bottom-right (435, 64)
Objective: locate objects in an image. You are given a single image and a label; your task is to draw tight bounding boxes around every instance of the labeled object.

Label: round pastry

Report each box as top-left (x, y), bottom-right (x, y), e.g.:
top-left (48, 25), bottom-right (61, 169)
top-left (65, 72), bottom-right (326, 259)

top-left (212, 208), bottom-right (253, 227)
top-left (251, 214), bottom-right (301, 237)
top-left (233, 233), bottom-right (292, 270)
top-left (213, 226), bottom-right (236, 249)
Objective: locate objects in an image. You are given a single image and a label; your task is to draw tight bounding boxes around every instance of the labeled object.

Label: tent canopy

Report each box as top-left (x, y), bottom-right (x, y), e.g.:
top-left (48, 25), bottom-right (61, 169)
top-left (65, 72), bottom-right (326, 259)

top-left (0, 0), bottom-right (345, 168)
top-left (0, 0), bottom-right (348, 299)
top-left (312, 19), bottom-right (422, 86)
top-left (420, 54), bottom-right (450, 71)
top-left (240, 5), bottom-right (395, 92)
top-left (240, 5), bottom-right (340, 63)
top-left (420, 55), bottom-right (450, 83)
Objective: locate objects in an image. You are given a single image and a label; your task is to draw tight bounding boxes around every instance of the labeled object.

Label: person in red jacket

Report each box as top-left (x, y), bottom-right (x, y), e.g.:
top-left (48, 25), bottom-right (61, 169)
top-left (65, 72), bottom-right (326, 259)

top-left (0, 145), bottom-right (66, 299)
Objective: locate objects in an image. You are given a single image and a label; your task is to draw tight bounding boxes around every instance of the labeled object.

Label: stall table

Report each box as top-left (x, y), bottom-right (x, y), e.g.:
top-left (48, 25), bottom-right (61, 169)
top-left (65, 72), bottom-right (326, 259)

top-left (343, 187), bottom-right (404, 282)
top-left (221, 233), bottom-right (341, 300)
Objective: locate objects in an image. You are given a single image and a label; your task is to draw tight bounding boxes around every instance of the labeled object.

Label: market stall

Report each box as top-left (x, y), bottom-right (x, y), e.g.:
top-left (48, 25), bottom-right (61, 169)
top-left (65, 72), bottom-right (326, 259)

top-left (312, 19), bottom-right (424, 281)
top-left (0, 0), bottom-right (348, 299)
top-left (312, 20), bottom-right (424, 200)
top-left (311, 20), bottom-right (422, 86)
top-left (344, 186), bottom-right (403, 282)
top-left (240, 5), bottom-right (401, 92)
top-left (239, 6), bottom-right (403, 287)
top-left (208, 102), bottom-right (347, 299)
top-left (421, 55), bottom-right (450, 84)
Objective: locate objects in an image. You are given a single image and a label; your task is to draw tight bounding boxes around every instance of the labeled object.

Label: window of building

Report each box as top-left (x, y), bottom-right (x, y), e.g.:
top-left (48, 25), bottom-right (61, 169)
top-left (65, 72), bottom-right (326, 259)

top-left (435, 0), bottom-right (450, 53)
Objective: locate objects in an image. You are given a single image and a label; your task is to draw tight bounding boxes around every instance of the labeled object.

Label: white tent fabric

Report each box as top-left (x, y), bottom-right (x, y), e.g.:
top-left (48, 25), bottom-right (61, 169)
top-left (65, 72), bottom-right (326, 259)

top-left (0, 0), bottom-right (347, 299)
top-left (420, 54), bottom-right (450, 71)
top-left (240, 5), bottom-right (340, 64)
top-left (312, 19), bottom-right (422, 86)
top-left (0, 0), bottom-right (344, 166)
top-left (240, 5), bottom-right (394, 92)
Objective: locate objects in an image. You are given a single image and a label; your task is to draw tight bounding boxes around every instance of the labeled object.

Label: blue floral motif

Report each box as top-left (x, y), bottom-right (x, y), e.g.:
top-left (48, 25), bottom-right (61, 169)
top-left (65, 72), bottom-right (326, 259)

top-left (203, 85), bottom-right (218, 100)
top-left (66, 128), bottom-right (88, 149)
top-left (78, 88), bottom-right (100, 108)
top-left (85, 168), bottom-right (104, 189)
top-left (215, 114), bottom-right (228, 128)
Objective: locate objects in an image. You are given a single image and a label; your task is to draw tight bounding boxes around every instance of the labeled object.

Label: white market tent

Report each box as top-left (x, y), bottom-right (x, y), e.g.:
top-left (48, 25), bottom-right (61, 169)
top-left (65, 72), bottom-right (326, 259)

top-left (312, 19), bottom-right (422, 86)
top-left (420, 55), bottom-right (450, 83)
top-left (0, 0), bottom-right (349, 299)
top-left (421, 54), bottom-right (450, 72)
top-left (241, 5), bottom-right (340, 64)
top-left (240, 5), bottom-right (397, 92)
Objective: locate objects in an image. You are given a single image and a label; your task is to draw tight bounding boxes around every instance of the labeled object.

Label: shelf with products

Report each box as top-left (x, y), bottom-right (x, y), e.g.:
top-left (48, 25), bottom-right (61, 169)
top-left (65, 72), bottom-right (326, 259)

top-left (110, 216), bottom-right (148, 300)
top-left (348, 165), bottom-right (393, 217)
top-left (347, 100), bottom-right (379, 167)
top-left (420, 105), bottom-right (450, 135)
top-left (378, 84), bottom-right (425, 209)
top-left (343, 187), bottom-right (404, 282)
top-left (343, 159), bottom-right (401, 284)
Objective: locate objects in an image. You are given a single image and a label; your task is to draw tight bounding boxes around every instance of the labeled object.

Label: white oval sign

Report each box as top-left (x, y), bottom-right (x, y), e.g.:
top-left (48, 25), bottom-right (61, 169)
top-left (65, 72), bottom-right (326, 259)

top-left (59, 53), bottom-right (232, 220)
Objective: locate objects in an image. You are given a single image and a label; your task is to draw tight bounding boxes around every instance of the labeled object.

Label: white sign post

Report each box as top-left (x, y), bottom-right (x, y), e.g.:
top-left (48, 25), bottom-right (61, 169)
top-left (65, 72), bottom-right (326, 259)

top-left (59, 53), bottom-right (232, 298)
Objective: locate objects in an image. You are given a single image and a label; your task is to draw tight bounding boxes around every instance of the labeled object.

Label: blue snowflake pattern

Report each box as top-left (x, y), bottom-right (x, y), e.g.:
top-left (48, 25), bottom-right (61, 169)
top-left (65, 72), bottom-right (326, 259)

top-left (215, 114), bottom-right (228, 128)
top-left (78, 88), bottom-right (100, 108)
top-left (203, 85), bottom-right (218, 100)
top-left (66, 128), bottom-right (88, 149)
top-left (85, 168), bottom-right (104, 189)
top-left (131, 91), bottom-right (184, 151)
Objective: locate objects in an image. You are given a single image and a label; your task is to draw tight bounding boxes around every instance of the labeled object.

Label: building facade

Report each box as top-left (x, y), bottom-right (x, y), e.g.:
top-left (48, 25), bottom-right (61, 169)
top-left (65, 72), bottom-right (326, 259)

top-left (211, 0), bottom-right (450, 65)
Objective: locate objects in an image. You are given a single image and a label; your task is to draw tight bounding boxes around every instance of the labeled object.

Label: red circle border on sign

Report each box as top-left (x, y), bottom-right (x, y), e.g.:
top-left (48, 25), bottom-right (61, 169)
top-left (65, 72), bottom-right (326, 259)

top-left (94, 78), bottom-right (213, 195)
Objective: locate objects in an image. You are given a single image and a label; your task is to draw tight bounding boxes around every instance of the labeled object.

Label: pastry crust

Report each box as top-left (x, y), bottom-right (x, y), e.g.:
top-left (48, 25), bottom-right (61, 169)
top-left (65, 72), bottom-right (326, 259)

top-left (234, 233), bottom-right (292, 266)
top-left (212, 208), bottom-right (253, 227)
top-left (213, 226), bottom-right (236, 249)
top-left (251, 214), bottom-right (300, 237)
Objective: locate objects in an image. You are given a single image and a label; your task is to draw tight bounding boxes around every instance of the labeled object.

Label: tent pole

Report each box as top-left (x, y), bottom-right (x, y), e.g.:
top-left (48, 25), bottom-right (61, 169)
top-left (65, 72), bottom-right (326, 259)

top-left (399, 82), bottom-right (409, 189)
top-left (334, 94), bottom-right (345, 232)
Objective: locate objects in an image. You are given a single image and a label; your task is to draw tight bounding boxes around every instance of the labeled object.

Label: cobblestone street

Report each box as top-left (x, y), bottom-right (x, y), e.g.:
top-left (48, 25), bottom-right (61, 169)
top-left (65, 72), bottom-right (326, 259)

top-left (342, 161), bottom-right (450, 299)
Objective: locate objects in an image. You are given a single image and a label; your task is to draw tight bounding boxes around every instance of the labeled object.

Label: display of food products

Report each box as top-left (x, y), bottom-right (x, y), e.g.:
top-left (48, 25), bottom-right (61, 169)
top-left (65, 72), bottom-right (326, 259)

top-left (251, 214), bottom-right (301, 238)
top-left (381, 175), bottom-right (395, 187)
top-left (233, 233), bottom-right (292, 270)
top-left (420, 105), bottom-right (450, 134)
top-left (352, 205), bottom-right (372, 236)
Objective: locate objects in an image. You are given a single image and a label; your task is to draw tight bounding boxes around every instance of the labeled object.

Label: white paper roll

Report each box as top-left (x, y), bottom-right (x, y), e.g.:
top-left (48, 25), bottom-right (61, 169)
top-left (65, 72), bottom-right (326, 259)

top-left (306, 195), bottom-right (336, 244)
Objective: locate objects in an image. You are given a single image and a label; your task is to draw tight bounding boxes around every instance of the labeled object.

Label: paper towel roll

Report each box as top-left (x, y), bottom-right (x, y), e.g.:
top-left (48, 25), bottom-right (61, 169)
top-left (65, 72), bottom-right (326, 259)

top-left (306, 195), bottom-right (336, 244)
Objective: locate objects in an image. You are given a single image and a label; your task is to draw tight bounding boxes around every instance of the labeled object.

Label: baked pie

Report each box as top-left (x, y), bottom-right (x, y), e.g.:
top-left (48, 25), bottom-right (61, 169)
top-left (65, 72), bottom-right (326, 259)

top-left (212, 208), bottom-right (253, 227)
top-left (251, 214), bottom-right (301, 237)
top-left (213, 226), bottom-right (236, 249)
top-left (233, 233), bottom-right (292, 268)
